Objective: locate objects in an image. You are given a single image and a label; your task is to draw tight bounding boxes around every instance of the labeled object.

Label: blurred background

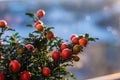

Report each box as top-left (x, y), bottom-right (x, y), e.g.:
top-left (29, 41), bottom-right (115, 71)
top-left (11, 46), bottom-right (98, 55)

top-left (0, 0), bottom-right (120, 80)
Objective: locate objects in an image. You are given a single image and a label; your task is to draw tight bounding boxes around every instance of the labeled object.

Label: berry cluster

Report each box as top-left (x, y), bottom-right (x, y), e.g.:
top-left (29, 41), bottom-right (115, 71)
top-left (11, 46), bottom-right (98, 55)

top-left (0, 9), bottom-right (98, 80)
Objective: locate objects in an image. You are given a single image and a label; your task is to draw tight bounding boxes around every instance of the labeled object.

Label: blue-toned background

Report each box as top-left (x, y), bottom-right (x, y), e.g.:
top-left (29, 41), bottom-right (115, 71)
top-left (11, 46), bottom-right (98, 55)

top-left (0, 0), bottom-right (120, 79)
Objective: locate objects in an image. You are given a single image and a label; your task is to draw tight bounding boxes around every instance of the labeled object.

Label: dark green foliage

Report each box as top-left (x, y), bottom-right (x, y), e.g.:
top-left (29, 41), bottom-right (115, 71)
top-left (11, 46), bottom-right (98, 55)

top-left (0, 10), bottom-right (98, 80)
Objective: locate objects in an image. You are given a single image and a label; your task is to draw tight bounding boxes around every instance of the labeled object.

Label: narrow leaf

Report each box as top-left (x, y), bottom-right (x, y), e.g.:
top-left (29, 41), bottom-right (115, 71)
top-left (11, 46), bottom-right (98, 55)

top-left (25, 12), bottom-right (34, 18)
top-left (26, 24), bottom-right (33, 27)
top-left (88, 37), bottom-right (95, 41)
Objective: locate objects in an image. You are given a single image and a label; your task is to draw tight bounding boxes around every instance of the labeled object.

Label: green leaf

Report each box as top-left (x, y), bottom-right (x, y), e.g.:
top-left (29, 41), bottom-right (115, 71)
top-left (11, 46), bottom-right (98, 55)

top-left (62, 64), bottom-right (73, 67)
top-left (14, 33), bottom-right (19, 36)
top-left (46, 27), bottom-right (54, 31)
top-left (25, 12), bottom-right (34, 18)
top-left (70, 74), bottom-right (76, 80)
top-left (7, 27), bottom-right (15, 31)
top-left (95, 38), bottom-right (99, 40)
top-left (9, 40), bottom-right (14, 43)
top-left (29, 33), bottom-right (34, 38)
top-left (85, 33), bottom-right (89, 38)
top-left (32, 31), bottom-right (40, 34)
top-left (69, 72), bottom-right (76, 80)
top-left (13, 33), bottom-right (19, 38)
top-left (88, 37), bottom-right (99, 42)
top-left (88, 37), bottom-right (95, 41)
top-left (78, 36), bottom-right (83, 39)
top-left (0, 32), bottom-right (3, 36)
top-left (26, 24), bottom-right (33, 27)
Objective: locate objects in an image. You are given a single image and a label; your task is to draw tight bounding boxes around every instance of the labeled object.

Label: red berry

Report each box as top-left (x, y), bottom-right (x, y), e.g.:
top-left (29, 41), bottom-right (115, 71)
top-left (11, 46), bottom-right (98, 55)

top-left (71, 37), bottom-right (79, 44)
top-left (70, 34), bottom-right (78, 40)
top-left (52, 50), bottom-right (60, 61)
top-left (20, 71), bottom-right (31, 80)
top-left (9, 60), bottom-right (21, 72)
top-left (79, 38), bottom-right (88, 46)
top-left (61, 48), bottom-right (72, 59)
top-left (60, 43), bottom-right (69, 50)
top-left (0, 40), bottom-right (3, 46)
top-left (36, 9), bottom-right (45, 18)
top-left (0, 52), bottom-right (2, 58)
top-left (42, 67), bottom-right (51, 77)
top-left (25, 44), bottom-right (34, 50)
top-left (46, 31), bottom-right (54, 39)
top-left (34, 20), bottom-right (43, 27)
top-left (0, 72), bottom-right (5, 80)
top-left (0, 20), bottom-right (7, 28)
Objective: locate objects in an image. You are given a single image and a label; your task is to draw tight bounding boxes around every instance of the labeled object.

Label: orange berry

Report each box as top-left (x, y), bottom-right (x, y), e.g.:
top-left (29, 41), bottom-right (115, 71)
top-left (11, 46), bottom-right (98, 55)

top-left (35, 24), bottom-right (44, 32)
top-left (73, 44), bottom-right (81, 53)
top-left (17, 48), bottom-right (24, 54)
top-left (0, 20), bottom-right (7, 28)
top-left (79, 38), bottom-right (88, 46)
top-left (34, 20), bottom-right (43, 27)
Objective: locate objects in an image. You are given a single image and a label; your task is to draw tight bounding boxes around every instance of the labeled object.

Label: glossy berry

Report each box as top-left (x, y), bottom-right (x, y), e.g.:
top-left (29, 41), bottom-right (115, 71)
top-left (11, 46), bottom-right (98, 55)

top-left (35, 24), bottom-right (44, 32)
top-left (71, 37), bottom-right (79, 44)
top-left (52, 50), bottom-right (60, 61)
top-left (46, 31), bottom-right (54, 39)
top-left (0, 20), bottom-right (7, 28)
top-left (0, 41), bottom-right (3, 46)
top-left (34, 20), bottom-right (43, 27)
top-left (25, 44), bottom-right (34, 50)
top-left (17, 48), bottom-right (24, 54)
top-left (0, 52), bottom-right (2, 58)
top-left (20, 71), bottom-right (31, 80)
top-left (9, 60), bottom-right (21, 72)
top-left (79, 38), bottom-right (88, 46)
top-left (70, 34), bottom-right (78, 40)
top-left (61, 48), bottom-right (72, 59)
top-left (36, 9), bottom-right (45, 18)
top-left (60, 43), bottom-right (69, 50)
top-left (73, 44), bottom-right (81, 53)
top-left (0, 72), bottom-right (5, 80)
top-left (42, 67), bottom-right (51, 77)
top-left (73, 56), bottom-right (80, 62)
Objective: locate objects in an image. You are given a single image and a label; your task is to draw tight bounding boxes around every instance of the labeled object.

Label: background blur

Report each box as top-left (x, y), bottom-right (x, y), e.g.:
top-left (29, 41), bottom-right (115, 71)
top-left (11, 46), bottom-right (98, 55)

top-left (0, 0), bottom-right (120, 80)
